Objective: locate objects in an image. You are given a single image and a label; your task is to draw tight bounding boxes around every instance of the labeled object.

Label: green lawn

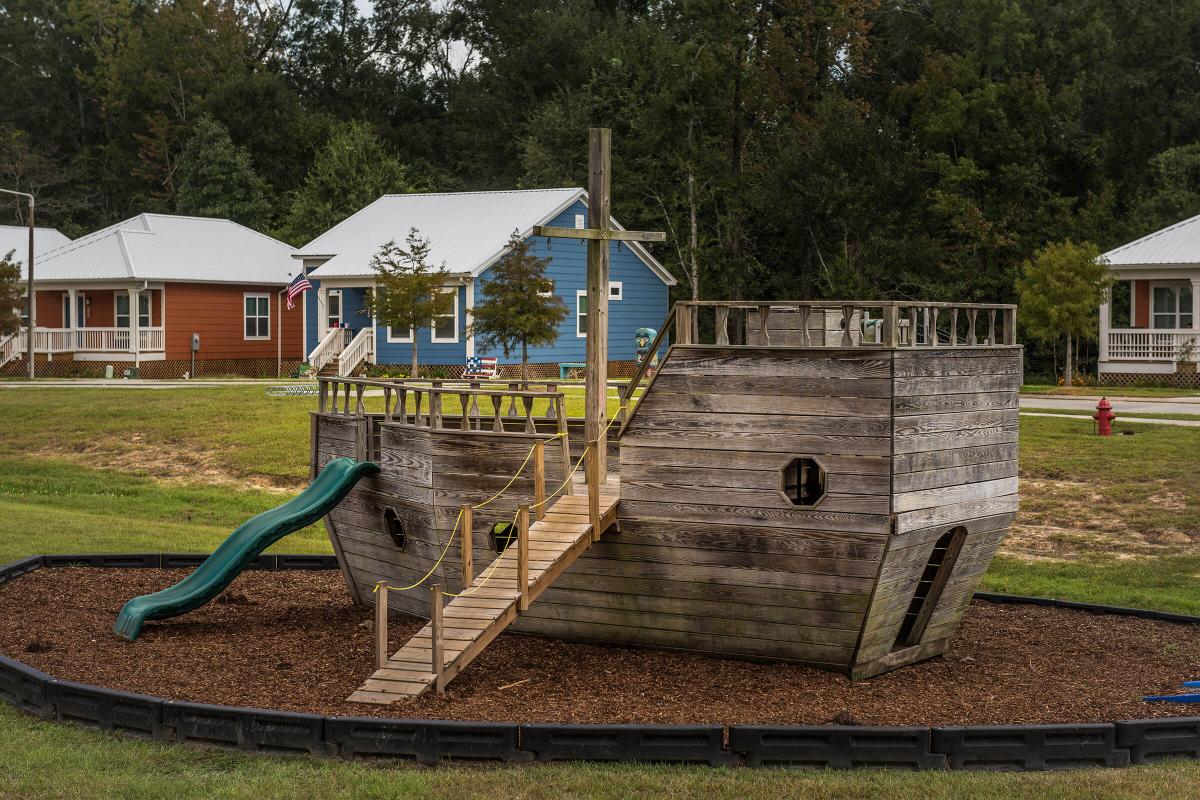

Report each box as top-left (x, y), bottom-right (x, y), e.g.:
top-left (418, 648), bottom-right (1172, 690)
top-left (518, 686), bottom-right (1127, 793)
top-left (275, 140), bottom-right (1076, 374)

top-left (3, 387), bottom-right (1200, 796)
top-left (4, 703), bottom-right (1200, 800)
top-left (1022, 383), bottom-right (1200, 398)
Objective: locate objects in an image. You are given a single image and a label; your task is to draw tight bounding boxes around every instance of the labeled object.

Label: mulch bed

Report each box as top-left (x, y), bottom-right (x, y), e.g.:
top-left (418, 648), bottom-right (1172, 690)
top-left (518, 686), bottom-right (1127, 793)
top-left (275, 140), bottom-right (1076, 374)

top-left (3, 567), bottom-right (1200, 726)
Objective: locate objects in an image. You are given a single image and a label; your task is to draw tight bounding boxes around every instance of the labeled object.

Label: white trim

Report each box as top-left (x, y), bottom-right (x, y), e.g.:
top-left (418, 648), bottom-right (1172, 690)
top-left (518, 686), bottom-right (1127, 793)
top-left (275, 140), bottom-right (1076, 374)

top-left (73, 351), bottom-right (166, 362)
top-left (576, 290), bottom-right (587, 338)
top-left (430, 285), bottom-right (459, 343)
top-left (243, 292), bottom-right (272, 340)
top-left (465, 279), bottom-right (475, 358)
top-left (114, 291), bottom-right (130, 328)
top-left (608, 281), bottom-right (623, 301)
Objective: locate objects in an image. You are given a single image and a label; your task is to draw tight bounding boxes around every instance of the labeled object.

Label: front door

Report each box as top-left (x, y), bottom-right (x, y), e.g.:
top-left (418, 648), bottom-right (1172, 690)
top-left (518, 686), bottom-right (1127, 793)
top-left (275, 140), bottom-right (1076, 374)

top-left (61, 293), bottom-right (85, 328)
top-left (327, 290), bottom-right (343, 329)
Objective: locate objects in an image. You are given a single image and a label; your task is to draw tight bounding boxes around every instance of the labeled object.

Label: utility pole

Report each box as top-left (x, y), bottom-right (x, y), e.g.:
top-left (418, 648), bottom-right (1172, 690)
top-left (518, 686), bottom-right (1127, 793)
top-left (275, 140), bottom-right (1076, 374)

top-left (1, 189), bottom-right (36, 379)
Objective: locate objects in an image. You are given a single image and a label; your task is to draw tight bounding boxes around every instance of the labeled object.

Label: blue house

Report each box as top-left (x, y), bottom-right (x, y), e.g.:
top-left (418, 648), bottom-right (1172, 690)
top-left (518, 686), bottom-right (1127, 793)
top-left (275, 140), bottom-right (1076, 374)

top-left (296, 188), bottom-right (676, 376)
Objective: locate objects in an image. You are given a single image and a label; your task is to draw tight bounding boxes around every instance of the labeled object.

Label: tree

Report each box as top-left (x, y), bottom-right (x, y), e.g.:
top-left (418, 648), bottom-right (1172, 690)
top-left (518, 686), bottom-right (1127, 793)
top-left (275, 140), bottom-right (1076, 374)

top-left (175, 117), bottom-right (272, 228)
top-left (0, 251), bottom-right (21, 336)
top-left (1017, 239), bottom-right (1112, 385)
top-left (365, 228), bottom-right (453, 378)
top-left (469, 231), bottom-right (568, 382)
top-left (284, 121), bottom-right (420, 244)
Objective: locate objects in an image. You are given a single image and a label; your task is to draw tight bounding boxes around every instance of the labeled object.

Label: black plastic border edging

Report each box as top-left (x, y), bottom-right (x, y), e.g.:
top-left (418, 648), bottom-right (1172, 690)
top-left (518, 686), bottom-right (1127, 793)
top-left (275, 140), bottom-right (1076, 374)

top-left (1, 554), bottom-right (1199, 770)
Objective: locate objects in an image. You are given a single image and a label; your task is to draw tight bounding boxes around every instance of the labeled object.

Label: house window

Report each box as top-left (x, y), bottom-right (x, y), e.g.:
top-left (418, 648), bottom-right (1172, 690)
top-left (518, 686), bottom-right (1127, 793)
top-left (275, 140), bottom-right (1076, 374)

top-left (387, 325), bottom-right (414, 343)
top-left (609, 282), bottom-right (622, 301)
top-left (431, 287), bottom-right (458, 343)
top-left (326, 290), bottom-right (342, 329)
top-left (244, 293), bottom-right (271, 339)
top-left (1153, 284), bottom-right (1193, 329)
top-left (115, 293), bottom-right (151, 329)
top-left (576, 290), bottom-right (587, 337)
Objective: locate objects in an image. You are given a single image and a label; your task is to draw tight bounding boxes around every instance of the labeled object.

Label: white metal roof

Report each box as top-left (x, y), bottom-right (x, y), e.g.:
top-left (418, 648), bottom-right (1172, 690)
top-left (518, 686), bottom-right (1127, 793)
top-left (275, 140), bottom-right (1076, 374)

top-left (0, 226), bottom-right (72, 265)
top-left (23, 214), bottom-right (297, 285)
top-left (300, 188), bottom-right (676, 285)
top-left (1103, 213), bottom-right (1200, 267)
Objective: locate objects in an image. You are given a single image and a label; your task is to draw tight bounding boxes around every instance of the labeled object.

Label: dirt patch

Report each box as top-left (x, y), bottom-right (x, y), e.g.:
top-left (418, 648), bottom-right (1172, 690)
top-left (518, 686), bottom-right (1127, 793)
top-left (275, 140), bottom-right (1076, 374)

top-left (35, 439), bottom-right (301, 492)
top-left (2, 568), bottom-right (1200, 726)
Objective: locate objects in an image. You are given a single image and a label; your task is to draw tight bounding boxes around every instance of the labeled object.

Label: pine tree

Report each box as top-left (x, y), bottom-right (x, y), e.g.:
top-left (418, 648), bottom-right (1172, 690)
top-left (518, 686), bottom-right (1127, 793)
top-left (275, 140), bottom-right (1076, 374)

top-left (469, 231), bottom-right (568, 382)
top-left (365, 228), bottom-right (454, 378)
top-left (285, 121), bottom-right (418, 245)
top-left (0, 251), bottom-right (21, 336)
top-left (175, 117), bottom-right (272, 228)
top-left (1017, 239), bottom-right (1113, 385)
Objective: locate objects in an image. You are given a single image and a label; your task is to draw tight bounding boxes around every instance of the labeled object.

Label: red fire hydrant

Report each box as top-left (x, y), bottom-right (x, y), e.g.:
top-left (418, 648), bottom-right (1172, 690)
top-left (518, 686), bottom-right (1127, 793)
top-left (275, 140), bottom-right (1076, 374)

top-left (1094, 397), bottom-right (1116, 436)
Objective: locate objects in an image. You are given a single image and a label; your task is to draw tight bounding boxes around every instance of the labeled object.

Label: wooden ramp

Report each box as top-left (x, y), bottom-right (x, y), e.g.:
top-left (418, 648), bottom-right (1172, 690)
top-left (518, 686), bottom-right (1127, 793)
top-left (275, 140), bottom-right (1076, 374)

top-left (348, 477), bottom-right (619, 705)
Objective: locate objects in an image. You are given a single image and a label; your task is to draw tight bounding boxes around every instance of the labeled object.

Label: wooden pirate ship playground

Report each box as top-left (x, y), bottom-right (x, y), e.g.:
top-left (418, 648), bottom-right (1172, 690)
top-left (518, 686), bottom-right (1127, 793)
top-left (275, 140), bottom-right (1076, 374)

top-left (110, 129), bottom-right (1020, 708)
top-left (308, 298), bottom-right (1020, 703)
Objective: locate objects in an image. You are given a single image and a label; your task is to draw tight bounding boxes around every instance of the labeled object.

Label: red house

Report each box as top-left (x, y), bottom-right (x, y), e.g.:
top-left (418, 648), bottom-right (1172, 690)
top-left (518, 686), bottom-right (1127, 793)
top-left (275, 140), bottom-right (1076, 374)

top-left (1, 214), bottom-right (304, 378)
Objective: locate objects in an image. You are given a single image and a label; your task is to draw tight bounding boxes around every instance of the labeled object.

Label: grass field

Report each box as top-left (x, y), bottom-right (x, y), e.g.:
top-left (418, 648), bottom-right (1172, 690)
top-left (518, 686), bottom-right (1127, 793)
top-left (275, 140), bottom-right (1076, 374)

top-left (1022, 383), bottom-right (1200, 398)
top-left (2, 386), bottom-right (1200, 797)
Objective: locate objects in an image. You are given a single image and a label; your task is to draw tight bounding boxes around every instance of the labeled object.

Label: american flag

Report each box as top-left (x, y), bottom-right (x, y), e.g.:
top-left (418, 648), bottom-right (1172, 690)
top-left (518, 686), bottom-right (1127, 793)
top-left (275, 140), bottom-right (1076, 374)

top-left (286, 272), bottom-right (313, 310)
top-left (464, 356), bottom-right (498, 378)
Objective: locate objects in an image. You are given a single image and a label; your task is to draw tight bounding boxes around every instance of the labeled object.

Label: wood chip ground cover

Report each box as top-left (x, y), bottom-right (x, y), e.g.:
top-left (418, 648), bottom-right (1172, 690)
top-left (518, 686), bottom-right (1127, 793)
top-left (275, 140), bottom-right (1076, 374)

top-left (3, 568), bottom-right (1199, 727)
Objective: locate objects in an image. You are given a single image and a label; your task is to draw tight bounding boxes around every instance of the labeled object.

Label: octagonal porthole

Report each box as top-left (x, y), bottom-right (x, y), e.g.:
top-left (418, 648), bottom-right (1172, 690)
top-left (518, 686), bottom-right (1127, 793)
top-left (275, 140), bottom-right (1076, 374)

top-left (781, 457), bottom-right (827, 507)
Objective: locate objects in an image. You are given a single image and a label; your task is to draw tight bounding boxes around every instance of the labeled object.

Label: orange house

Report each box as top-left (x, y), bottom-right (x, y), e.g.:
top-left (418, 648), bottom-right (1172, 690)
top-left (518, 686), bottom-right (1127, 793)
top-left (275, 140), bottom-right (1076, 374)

top-left (2, 214), bottom-right (304, 378)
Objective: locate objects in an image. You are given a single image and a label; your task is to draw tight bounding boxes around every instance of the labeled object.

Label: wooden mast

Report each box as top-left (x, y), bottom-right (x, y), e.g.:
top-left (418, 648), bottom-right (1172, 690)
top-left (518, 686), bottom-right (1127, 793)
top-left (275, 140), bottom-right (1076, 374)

top-left (532, 128), bottom-right (664, 481)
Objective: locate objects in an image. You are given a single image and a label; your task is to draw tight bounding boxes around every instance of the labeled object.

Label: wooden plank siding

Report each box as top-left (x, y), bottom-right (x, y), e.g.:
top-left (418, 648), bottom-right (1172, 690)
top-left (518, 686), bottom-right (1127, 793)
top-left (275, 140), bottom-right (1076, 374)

top-left (162, 281), bottom-right (303, 360)
top-left (850, 348), bottom-right (1021, 678)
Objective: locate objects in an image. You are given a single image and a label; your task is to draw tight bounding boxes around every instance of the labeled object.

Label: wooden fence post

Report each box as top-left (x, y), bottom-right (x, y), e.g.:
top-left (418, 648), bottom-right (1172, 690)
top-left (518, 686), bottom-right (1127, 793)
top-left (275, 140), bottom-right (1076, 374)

top-left (375, 581), bottom-right (388, 669)
top-left (517, 505), bottom-right (530, 612)
top-left (460, 504), bottom-right (473, 589)
top-left (587, 438), bottom-right (601, 542)
top-left (533, 441), bottom-right (546, 521)
top-left (431, 583), bottom-right (444, 693)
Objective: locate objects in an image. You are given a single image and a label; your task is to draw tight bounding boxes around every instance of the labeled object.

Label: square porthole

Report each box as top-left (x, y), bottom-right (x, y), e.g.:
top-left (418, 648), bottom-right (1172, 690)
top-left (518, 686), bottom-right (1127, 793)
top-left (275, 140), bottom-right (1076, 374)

top-left (781, 457), bottom-right (827, 506)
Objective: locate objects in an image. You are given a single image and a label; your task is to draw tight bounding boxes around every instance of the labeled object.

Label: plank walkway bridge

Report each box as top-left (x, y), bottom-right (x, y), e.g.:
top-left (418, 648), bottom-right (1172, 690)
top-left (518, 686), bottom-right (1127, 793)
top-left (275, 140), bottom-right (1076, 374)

top-left (348, 476), bottom-right (620, 704)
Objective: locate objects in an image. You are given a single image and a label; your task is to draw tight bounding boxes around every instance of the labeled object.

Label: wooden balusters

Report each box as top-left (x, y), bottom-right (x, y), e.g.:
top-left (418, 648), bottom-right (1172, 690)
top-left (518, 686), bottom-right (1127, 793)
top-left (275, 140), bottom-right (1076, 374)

top-left (543, 384), bottom-right (559, 421)
top-left (506, 384), bottom-right (520, 418)
top-left (758, 304), bottom-right (771, 346)
top-left (318, 380), bottom-right (329, 413)
top-left (967, 309), bottom-right (978, 345)
top-left (342, 381), bottom-right (352, 416)
top-left (950, 308), bottom-right (959, 347)
top-left (431, 583), bottom-right (444, 693)
top-left (382, 387), bottom-right (393, 421)
top-left (516, 506), bottom-right (530, 612)
top-left (522, 395), bottom-right (535, 433)
top-left (988, 308), bottom-right (998, 346)
top-left (375, 581), bottom-right (388, 670)
top-left (459, 392), bottom-right (471, 431)
top-left (490, 393), bottom-right (504, 432)
top-left (929, 307), bottom-right (940, 347)
top-left (909, 306), bottom-right (919, 346)
top-left (797, 304), bottom-right (812, 346)
top-left (840, 305), bottom-right (855, 347)
top-left (533, 441), bottom-right (546, 521)
top-left (467, 384), bottom-right (481, 428)
top-left (715, 306), bottom-right (730, 346)
top-left (355, 383), bottom-right (365, 416)
top-left (460, 504), bottom-right (473, 589)
top-left (430, 390), bottom-right (442, 429)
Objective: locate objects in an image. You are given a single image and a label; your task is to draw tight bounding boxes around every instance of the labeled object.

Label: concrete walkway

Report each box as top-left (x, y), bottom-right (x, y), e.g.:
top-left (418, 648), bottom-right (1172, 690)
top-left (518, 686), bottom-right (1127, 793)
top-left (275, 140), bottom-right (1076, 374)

top-left (1019, 395), bottom-right (1200, 415)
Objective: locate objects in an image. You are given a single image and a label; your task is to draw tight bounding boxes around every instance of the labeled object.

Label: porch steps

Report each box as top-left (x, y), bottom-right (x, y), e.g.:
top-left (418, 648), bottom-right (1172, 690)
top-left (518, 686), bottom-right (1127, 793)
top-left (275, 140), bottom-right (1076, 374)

top-left (347, 476), bottom-right (620, 705)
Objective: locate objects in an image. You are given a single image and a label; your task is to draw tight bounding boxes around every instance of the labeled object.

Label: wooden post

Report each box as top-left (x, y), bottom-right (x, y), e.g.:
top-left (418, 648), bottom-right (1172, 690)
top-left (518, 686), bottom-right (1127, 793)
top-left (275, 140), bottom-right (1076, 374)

top-left (431, 583), bottom-right (444, 693)
top-left (375, 581), bottom-right (388, 670)
top-left (533, 440), bottom-right (546, 521)
top-left (556, 396), bottom-right (574, 496)
top-left (883, 305), bottom-right (899, 348)
top-left (516, 505), bottom-right (530, 612)
top-left (585, 127), bottom-right (612, 482)
top-left (587, 438), bottom-right (601, 542)
top-left (460, 504), bottom-right (473, 589)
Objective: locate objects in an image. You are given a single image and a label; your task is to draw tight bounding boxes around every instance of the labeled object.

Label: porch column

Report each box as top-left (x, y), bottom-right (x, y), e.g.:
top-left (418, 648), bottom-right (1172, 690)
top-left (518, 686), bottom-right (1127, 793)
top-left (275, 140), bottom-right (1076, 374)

top-left (66, 289), bottom-right (77, 329)
top-left (128, 287), bottom-right (140, 369)
top-left (1099, 295), bottom-right (1111, 363)
top-left (1192, 279), bottom-right (1200, 362)
top-left (316, 287), bottom-right (328, 344)
top-left (464, 278), bottom-right (474, 359)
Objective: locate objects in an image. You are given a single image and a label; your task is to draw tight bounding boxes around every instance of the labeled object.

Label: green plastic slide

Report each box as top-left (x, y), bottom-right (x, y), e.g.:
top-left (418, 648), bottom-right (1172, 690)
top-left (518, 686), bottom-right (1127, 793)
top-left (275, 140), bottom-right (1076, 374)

top-left (113, 457), bottom-right (380, 641)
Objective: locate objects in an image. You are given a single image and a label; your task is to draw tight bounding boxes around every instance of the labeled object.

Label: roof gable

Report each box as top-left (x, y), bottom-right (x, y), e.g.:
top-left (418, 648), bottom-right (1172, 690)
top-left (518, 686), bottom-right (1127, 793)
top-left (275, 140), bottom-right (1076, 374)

top-left (0, 226), bottom-right (71, 265)
top-left (25, 214), bottom-right (296, 284)
top-left (1103, 213), bottom-right (1200, 267)
top-left (301, 188), bottom-right (676, 286)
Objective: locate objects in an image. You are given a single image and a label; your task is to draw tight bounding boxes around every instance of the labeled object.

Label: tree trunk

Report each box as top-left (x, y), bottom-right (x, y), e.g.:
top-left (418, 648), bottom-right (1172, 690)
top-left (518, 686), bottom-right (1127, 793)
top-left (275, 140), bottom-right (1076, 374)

top-left (1065, 331), bottom-right (1074, 386)
top-left (411, 339), bottom-right (419, 380)
top-left (521, 339), bottom-right (529, 386)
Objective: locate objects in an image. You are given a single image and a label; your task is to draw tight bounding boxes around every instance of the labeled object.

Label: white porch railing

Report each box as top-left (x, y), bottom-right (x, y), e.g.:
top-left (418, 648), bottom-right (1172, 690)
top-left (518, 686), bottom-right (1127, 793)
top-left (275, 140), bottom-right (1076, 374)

top-left (308, 327), bottom-right (346, 373)
top-left (338, 328), bottom-right (375, 377)
top-left (1107, 329), bottom-right (1200, 361)
top-left (6, 327), bottom-right (166, 356)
